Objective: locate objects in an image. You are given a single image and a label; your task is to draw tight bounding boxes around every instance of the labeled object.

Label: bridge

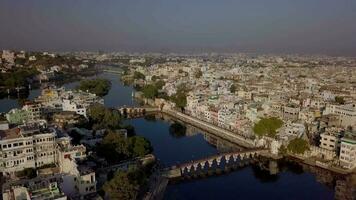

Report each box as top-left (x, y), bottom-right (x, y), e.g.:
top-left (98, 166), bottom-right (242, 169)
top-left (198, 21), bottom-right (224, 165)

top-left (117, 106), bottom-right (159, 117)
top-left (162, 149), bottom-right (268, 179)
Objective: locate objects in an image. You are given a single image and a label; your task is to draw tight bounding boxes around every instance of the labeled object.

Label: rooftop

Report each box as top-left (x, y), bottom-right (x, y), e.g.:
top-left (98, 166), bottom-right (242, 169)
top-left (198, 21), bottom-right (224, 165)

top-left (0, 128), bottom-right (21, 140)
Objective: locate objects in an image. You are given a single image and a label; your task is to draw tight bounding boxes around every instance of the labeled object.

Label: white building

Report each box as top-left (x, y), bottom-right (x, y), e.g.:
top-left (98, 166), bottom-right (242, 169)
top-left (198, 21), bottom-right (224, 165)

top-left (324, 104), bottom-right (356, 129)
top-left (339, 132), bottom-right (356, 169)
top-left (2, 50), bottom-right (15, 64)
top-left (0, 123), bottom-right (56, 174)
top-left (320, 131), bottom-right (341, 152)
top-left (62, 99), bottom-right (87, 117)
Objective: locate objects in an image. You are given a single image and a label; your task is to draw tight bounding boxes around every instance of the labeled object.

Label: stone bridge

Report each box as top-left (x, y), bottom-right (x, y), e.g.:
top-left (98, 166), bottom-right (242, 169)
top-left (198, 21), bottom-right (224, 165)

top-left (162, 149), bottom-right (268, 178)
top-left (117, 106), bottom-right (159, 116)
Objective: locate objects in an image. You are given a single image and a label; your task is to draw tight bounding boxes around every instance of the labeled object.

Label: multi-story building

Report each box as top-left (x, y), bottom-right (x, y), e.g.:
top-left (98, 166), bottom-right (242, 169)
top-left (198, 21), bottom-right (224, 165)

top-left (36, 87), bottom-right (104, 117)
top-left (22, 101), bottom-right (42, 121)
top-left (2, 178), bottom-right (67, 200)
top-left (75, 166), bottom-right (97, 196)
top-left (62, 99), bottom-right (87, 117)
top-left (0, 123), bottom-right (56, 174)
top-left (339, 132), bottom-right (356, 169)
top-left (320, 131), bottom-right (341, 152)
top-left (283, 104), bottom-right (300, 121)
top-left (324, 104), bottom-right (356, 129)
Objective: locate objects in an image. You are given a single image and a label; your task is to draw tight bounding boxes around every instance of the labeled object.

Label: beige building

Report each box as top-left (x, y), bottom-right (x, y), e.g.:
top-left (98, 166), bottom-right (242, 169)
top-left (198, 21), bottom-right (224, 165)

top-left (339, 132), bottom-right (356, 169)
top-left (324, 104), bottom-right (356, 129)
top-left (319, 131), bottom-right (341, 152)
top-left (0, 124), bottom-right (56, 174)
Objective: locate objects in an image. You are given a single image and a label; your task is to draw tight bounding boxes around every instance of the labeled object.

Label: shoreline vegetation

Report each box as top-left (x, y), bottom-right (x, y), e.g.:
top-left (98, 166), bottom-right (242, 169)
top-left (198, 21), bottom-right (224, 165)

top-left (74, 102), bottom-right (155, 198)
top-left (76, 78), bottom-right (112, 97)
top-left (116, 65), bottom-right (355, 177)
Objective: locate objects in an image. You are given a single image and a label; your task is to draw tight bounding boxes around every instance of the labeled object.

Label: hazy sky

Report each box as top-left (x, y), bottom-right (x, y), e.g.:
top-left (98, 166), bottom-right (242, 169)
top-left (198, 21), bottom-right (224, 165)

top-left (1, 0), bottom-right (356, 55)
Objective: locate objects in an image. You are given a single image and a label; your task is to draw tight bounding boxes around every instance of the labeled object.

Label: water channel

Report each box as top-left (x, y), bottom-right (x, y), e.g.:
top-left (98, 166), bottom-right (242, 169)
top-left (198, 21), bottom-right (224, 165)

top-left (1, 72), bottom-right (353, 200)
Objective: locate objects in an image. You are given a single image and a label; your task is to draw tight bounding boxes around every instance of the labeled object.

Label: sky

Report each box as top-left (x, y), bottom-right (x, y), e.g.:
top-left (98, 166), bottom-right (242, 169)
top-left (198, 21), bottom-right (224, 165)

top-left (0, 0), bottom-right (356, 55)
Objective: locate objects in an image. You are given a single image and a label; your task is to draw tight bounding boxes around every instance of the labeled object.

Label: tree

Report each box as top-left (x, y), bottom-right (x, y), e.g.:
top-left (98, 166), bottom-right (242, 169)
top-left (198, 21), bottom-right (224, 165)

top-left (0, 68), bottom-right (39, 88)
top-left (335, 96), bottom-right (345, 104)
top-left (98, 131), bottom-right (152, 162)
top-left (151, 75), bottom-right (159, 81)
top-left (171, 84), bottom-right (189, 110)
top-left (142, 84), bottom-right (158, 99)
top-left (76, 78), bottom-right (111, 97)
top-left (103, 170), bottom-right (140, 200)
top-left (253, 117), bottom-right (283, 138)
top-left (155, 80), bottom-right (165, 90)
top-left (87, 104), bottom-right (121, 129)
top-left (16, 168), bottom-right (37, 179)
top-left (230, 84), bottom-right (236, 93)
top-left (129, 136), bottom-right (152, 157)
top-left (133, 71), bottom-right (145, 80)
top-left (98, 131), bottom-right (128, 162)
top-left (287, 138), bottom-right (310, 154)
top-left (194, 70), bottom-right (203, 78)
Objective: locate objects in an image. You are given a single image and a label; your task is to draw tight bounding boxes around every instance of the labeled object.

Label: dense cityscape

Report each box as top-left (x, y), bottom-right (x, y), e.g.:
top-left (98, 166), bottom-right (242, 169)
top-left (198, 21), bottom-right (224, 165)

top-left (1, 1), bottom-right (356, 199)
top-left (0, 50), bottom-right (355, 199)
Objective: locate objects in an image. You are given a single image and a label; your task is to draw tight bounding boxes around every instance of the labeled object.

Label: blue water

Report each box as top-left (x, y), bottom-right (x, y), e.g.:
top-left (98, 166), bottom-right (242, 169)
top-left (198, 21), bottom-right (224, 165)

top-left (126, 117), bottom-right (335, 200)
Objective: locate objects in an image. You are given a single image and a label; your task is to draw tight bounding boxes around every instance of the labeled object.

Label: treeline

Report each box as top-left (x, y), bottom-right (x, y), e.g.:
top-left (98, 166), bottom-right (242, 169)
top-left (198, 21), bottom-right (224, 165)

top-left (84, 104), bottom-right (153, 163)
top-left (76, 78), bottom-right (111, 97)
top-left (0, 68), bottom-right (39, 88)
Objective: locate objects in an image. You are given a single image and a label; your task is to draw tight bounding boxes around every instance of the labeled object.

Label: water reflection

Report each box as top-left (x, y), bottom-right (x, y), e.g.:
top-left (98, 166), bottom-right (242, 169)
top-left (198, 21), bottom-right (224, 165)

top-left (130, 114), bottom-right (355, 200)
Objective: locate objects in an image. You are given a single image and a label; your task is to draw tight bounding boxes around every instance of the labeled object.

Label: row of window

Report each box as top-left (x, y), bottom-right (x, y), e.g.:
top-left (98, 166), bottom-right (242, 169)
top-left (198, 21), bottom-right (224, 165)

top-left (37, 151), bottom-right (55, 157)
top-left (1, 137), bottom-right (55, 150)
top-left (2, 142), bottom-right (24, 149)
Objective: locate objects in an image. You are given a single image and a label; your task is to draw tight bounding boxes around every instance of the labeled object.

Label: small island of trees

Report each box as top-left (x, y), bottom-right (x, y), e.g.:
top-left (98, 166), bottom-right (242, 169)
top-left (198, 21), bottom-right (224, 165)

top-left (76, 78), bottom-right (111, 97)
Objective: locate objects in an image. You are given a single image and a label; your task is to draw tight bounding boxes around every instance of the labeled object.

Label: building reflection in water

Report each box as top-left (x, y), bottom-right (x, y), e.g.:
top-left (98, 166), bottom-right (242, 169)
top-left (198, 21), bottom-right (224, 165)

top-left (152, 114), bottom-right (356, 199)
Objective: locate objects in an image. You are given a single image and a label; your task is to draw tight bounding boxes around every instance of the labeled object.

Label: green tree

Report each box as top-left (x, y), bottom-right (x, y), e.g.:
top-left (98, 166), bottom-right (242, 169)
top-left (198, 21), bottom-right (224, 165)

top-left (194, 70), bottom-right (203, 78)
top-left (98, 131), bottom-right (152, 162)
top-left (287, 138), bottom-right (310, 154)
top-left (129, 136), bottom-right (152, 157)
top-left (98, 131), bottom-right (128, 162)
top-left (171, 84), bottom-right (189, 110)
top-left (16, 168), bottom-right (37, 179)
top-left (335, 96), bottom-right (345, 104)
top-left (151, 75), bottom-right (159, 81)
top-left (103, 170), bottom-right (140, 200)
top-left (133, 71), bottom-right (145, 80)
top-left (253, 117), bottom-right (283, 138)
top-left (87, 104), bottom-right (121, 129)
top-left (76, 78), bottom-right (111, 97)
top-left (230, 84), bottom-right (236, 93)
top-left (0, 68), bottom-right (39, 88)
top-left (155, 80), bottom-right (165, 90)
top-left (142, 84), bottom-right (159, 99)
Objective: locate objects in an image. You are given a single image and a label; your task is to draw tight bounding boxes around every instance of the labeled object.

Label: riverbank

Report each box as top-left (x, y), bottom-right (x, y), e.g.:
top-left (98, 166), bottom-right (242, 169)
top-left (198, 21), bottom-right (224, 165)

top-left (121, 102), bottom-right (354, 176)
